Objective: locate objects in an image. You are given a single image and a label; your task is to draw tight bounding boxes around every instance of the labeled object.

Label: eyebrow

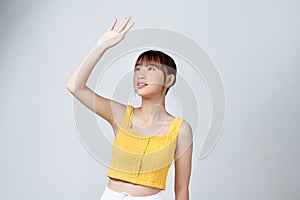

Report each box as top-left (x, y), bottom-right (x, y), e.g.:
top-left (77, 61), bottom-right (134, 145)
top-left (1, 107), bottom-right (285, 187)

top-left (135, 63), bottom-right (160, 68)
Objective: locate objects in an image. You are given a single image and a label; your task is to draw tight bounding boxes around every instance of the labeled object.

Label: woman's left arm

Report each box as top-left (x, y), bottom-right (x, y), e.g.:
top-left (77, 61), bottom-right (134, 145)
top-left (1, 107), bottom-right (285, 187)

top-left (174, 120), bottom-right (193, 200)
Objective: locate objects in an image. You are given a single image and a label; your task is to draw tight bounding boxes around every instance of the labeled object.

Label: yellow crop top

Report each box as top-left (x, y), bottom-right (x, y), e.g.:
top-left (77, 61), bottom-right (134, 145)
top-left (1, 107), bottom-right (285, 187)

top-left (106, 104), bottom-right (183, 191)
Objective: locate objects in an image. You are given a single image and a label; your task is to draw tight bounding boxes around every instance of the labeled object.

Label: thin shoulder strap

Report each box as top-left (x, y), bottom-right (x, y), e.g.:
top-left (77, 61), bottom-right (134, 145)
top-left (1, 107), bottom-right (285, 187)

top-left (168, 118), bottom-right (184, 139)
top-left (119, 105), bottom-right (133, 131)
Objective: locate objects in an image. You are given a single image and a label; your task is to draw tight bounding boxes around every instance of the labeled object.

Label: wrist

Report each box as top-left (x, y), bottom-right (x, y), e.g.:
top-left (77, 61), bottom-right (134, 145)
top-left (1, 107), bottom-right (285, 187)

top-left (95, 41), bottom-right (112, 50)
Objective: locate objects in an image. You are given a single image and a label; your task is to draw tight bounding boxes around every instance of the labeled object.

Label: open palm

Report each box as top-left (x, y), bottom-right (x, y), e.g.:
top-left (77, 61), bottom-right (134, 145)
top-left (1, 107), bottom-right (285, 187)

top-left (96, 17), bottom-right (135, 48)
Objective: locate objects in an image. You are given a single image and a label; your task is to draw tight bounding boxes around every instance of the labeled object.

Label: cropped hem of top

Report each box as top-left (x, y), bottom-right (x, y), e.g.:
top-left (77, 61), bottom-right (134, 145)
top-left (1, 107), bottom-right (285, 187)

top-left (106, 104), bottom-right (183, 191)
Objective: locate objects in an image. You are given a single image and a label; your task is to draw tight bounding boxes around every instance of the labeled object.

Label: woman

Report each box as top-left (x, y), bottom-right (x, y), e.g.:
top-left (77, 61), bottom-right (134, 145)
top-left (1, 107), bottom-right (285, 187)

top-left (66, 17), bottom-right (193, 200)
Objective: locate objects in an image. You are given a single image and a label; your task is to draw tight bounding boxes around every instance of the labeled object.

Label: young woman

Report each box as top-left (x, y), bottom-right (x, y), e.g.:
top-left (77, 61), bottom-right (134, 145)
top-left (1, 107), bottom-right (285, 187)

top-left (66, 17), bottom-right (193, 200)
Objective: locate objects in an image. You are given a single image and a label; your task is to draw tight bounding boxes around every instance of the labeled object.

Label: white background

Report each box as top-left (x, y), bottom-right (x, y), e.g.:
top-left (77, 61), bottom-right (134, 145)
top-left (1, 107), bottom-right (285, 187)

top-left (1, 0), bottom-right (299, 199)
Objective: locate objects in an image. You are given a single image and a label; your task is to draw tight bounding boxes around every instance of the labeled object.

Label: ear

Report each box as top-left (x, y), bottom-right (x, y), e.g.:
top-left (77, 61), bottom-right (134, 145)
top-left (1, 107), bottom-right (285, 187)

top-left (165, 74), bottom-right (175, 88)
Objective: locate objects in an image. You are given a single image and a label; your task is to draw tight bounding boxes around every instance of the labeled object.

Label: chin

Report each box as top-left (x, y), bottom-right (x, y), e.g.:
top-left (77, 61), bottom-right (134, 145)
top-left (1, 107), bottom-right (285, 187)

top-left (135, 91), bottom-right (152, 97)
top-left (135, 90), bottom-right (163, 98)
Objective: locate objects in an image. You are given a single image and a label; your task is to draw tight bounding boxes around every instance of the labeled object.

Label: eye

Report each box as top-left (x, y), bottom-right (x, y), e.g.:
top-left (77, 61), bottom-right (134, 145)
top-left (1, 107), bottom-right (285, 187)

top-left (134, 67), bottom-right (140, 71)
top-left (148, 66), bottom-right (156, 71)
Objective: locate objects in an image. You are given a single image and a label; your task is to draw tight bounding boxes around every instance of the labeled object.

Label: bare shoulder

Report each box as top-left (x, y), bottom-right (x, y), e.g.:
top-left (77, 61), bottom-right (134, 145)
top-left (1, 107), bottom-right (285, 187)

top-left (178, 119), bottom-right (193, 139)
top-left (175, 119), bottom-right (193, 160)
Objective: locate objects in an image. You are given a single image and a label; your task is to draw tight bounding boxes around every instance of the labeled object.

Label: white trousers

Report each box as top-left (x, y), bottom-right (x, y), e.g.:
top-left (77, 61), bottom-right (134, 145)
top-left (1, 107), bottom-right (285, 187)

top-left (100, 186), bottom-right (166, 200)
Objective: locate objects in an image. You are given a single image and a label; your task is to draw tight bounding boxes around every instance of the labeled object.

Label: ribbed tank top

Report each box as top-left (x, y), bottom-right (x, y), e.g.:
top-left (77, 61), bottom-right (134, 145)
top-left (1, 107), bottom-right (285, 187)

top-left (106, 104), bottom-right (183, 191)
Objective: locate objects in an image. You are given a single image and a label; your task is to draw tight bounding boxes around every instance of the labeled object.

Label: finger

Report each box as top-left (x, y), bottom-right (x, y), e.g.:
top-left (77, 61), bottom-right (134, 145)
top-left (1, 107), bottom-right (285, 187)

top-left (108, 19), bottom-right (117, 31)
top-left (121, 21), bottom-right (135, 34)
top-left (117, 17), bottom-right (130, 32)
top-left (117, 17), bottom-right (131, 32)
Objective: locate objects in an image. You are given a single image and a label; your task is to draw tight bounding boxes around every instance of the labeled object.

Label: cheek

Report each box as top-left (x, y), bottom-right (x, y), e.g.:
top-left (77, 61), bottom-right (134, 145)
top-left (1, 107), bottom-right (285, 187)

top-left (133, 73), bottom-right (139, 82)
top-left (149, 74), bottom-right (165, 86)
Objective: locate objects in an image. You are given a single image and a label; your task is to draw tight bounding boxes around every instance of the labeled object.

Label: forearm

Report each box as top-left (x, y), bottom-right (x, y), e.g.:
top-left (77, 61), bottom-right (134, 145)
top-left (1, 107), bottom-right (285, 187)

top-left (66, 43), bottom-right (109, 93)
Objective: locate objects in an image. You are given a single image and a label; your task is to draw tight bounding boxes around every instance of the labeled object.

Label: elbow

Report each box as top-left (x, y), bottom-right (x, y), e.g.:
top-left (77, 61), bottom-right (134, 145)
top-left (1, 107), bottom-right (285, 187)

top-left (66, 77), bottom-right (87, 94)
top-left (66, 79), bottom-right (75, 93)
top-left (66, 81), bottom-right (80, 94)
top-left (66, 84), bottom-right (75, 94)
top-left (66, 84), bottom-right (87, 95)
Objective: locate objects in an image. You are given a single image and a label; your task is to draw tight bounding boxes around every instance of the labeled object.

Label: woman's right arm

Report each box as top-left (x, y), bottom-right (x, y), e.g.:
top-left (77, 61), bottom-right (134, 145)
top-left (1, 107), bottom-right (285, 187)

top-left (66, 17), bottom-right (134, 125)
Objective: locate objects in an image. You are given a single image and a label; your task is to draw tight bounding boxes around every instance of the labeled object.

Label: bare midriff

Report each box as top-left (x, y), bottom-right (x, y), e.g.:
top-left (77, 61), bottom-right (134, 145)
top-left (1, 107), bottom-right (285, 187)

top-left (107, 177), bottom-right (162, 197)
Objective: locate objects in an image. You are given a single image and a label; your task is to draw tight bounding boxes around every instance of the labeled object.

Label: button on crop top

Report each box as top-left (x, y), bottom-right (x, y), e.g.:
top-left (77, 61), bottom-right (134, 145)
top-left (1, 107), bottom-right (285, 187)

top-left (106, 104), bottom-right (183, 191)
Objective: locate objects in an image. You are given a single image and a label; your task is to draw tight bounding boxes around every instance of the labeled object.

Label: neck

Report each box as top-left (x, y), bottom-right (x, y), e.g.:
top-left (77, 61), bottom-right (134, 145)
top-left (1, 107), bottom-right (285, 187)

top-left (139, 95), bottom-right (167, 122)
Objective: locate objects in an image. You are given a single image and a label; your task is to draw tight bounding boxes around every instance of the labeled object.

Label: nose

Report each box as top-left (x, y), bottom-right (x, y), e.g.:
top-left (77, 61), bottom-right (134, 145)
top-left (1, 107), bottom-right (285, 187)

top-left (138, 73), bottom-right (146, 80)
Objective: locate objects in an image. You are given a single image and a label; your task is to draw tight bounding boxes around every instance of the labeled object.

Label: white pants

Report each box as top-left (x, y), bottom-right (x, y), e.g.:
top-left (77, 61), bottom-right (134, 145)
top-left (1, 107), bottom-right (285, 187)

top-left (100, 186), bottom-right (166, 200)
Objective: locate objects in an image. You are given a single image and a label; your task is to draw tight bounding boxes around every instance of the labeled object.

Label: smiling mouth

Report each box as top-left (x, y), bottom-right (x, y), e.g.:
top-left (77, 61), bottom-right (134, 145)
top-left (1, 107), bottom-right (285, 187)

top-left (137, 82), bottom-right (148, 89)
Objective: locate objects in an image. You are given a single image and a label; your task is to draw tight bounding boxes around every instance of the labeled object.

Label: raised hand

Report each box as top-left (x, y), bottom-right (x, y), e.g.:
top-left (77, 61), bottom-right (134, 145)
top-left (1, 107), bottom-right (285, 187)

top-left (96, 17), bottom-right (135, 48)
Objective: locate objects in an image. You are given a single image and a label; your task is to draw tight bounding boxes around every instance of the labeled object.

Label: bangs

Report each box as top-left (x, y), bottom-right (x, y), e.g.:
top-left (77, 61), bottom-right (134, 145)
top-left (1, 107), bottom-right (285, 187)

top-left (135, 54), bottom-right (164, 70)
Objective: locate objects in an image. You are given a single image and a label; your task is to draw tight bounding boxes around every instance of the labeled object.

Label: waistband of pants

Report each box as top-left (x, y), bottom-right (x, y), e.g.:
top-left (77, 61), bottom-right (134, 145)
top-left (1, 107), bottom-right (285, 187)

top-left (105, 185), bottom-right (164, 199)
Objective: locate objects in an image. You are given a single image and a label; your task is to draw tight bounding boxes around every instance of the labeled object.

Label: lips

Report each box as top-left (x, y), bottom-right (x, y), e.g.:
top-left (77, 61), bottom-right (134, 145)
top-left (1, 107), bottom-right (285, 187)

top-left (137, 82), bottom-right (148, 88)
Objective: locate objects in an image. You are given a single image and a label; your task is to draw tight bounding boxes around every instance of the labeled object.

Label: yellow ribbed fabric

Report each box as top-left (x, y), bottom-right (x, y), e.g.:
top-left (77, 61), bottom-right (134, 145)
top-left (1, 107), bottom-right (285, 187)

top-left (106, 104), bottom-right (183, 191)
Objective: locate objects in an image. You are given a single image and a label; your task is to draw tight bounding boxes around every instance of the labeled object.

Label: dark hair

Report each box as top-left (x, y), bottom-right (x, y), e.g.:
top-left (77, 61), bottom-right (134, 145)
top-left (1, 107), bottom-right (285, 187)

top-left (135, 50), bottom-right (177, 95)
